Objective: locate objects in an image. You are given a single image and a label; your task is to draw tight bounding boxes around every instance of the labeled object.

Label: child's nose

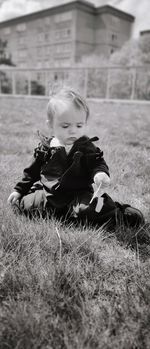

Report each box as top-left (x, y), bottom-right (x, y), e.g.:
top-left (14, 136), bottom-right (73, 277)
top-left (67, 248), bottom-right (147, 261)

top-left (70, 126), bottom-right (76, 134)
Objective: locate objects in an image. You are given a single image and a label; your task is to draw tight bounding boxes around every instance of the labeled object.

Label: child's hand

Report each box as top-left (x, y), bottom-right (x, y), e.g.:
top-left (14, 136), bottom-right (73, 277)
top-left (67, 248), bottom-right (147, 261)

top-left (7, 191), bottom-right (21, 205)
top-left (94, 172), bottom-right (110, 188)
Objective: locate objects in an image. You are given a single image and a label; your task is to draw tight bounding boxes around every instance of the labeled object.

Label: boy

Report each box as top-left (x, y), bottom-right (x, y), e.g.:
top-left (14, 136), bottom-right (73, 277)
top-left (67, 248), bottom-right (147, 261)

top-left (8, 88), bottom-right (144, 228)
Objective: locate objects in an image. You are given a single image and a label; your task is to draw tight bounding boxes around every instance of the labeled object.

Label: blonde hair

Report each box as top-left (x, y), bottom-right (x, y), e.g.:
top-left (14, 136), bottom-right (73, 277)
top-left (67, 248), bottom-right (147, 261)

top-left (47, 87), bottom-right (89, 125)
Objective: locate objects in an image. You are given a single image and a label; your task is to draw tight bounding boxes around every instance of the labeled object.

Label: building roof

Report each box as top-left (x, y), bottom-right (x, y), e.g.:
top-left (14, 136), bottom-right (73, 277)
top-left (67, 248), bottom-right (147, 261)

top-left (140, 30), bottom-right (150, 36)
top-left (96, 5), bottom-right (134, 22)
top-left (0, 0), bottom-right (94, 27)
top-left (0, 0), bottom-right (134, 28)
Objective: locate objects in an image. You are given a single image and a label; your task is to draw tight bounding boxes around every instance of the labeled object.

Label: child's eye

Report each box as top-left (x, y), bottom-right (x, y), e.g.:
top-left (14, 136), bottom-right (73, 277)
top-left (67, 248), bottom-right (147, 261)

top-left (77, 124), bottom-right (83, 128)
top-left (62, 125), bottom-right (69, 129)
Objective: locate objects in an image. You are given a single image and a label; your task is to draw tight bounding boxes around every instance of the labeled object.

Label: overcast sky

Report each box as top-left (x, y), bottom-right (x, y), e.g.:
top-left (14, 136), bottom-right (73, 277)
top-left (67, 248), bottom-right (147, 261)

top-left (0, 0), bottom-right (149, 37)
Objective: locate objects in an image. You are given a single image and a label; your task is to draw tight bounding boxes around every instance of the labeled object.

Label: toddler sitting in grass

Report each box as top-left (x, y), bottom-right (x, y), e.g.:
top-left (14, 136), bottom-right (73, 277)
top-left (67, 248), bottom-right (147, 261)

top-left (8, 87), bottom-right (144, 229)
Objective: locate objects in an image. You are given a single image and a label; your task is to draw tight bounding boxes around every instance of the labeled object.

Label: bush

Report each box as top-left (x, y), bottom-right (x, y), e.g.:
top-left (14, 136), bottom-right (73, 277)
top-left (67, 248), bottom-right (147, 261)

top-left (0, 71), bottom-right (12, 94)
top-left (30, 80), bottom-right (45, 95)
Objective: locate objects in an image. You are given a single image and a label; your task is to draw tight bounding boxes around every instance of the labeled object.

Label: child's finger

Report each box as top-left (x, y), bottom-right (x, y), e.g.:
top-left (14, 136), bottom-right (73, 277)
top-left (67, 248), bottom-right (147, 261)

top-left (12, 197), bottom-right (18, 205)
top-left (78, 203), bottom-right (88, 211)
top-left (7, 196), bottom-right (12, 204)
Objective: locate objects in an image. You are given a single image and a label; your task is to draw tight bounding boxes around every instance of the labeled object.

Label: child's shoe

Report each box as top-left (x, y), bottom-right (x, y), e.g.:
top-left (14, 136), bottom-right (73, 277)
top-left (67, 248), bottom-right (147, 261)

top-left (115, 201), bottom-right (145, 228)
top-left (77, 193), bottom-right (145, 229)
top-left (77, 193), bottom-right (117, 228)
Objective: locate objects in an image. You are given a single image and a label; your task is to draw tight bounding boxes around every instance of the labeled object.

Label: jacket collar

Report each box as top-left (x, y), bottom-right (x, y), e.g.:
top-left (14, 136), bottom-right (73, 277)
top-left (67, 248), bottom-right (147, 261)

top-left (50, 137), bottom-right (64, 148)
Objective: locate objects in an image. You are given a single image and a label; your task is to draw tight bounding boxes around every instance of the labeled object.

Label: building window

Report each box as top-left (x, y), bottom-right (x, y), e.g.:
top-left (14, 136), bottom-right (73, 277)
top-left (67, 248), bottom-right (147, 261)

top-left (63, 28), bottom-right (71, 38)
top-left (63, 43), bottom-right (71, 52)
top-left (45, 46), bottom-right (50, 55)
top-left (45, 17), bottom-right (51, 25)
top-left (111, 16), bottom-right (120, 26)
top-left (37, 32), bottom-right (45, 42)
top-left (112, 33), bottom-right (117, 41)
top-left (67, 29), bottom-right (71, 35)
top-left (54, 11), bottom-right (72, 23)
top-left (45, 60), bottom-right (50, 68)
top-left (55, 30), bottom-right (61, 40)
top-left (37, 61), bottom-right (42, 68)
top-left (16, 23), bottom-right (26, 32)
top-left (18, 36), bottom-right (26, 45)
top-left (20, 62), bottom-right (27, 68)
top-left (37, 47), bottom-right (43, 58)
top-left (55, 28), bottom-right (71, 40)
top-left (55, 45), bottom-right (62, 54)
top-left (54, 58), bottom-right (70, 67)
top-left (54, 43), bottom-right (71, 55)
top-left (18, 49), bottom-right (27, 58)
top-left (45, 32), bottom-right (49, 41)
top-left (4, 27), bottom-right (10, 35)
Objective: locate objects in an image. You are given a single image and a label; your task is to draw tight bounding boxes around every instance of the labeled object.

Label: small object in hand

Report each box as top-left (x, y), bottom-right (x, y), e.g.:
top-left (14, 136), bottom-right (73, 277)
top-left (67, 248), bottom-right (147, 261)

top-left (90, 182), bottom-right (102, 204)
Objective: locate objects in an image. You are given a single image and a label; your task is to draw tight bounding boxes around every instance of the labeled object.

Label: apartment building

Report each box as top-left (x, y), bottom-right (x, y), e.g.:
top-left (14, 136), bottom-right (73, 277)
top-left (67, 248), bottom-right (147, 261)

top-left (0, 0), bottom-right (134, 68)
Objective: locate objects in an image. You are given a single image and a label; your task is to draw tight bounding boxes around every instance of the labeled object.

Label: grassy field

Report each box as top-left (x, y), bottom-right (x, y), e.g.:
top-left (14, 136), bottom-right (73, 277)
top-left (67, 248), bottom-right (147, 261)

top-left (0, 96), bottom-right (150, 349)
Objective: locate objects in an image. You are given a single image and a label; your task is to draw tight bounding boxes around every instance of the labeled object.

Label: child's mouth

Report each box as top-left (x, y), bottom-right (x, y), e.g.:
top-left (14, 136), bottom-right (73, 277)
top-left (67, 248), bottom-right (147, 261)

top-left (66, 137), bottom-right (77, 144)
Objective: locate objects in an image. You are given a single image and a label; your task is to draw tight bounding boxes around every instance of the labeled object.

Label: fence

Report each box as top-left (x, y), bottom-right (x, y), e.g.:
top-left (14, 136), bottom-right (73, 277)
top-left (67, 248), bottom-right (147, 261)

top-left (0, 66), bottom-right (150, 100)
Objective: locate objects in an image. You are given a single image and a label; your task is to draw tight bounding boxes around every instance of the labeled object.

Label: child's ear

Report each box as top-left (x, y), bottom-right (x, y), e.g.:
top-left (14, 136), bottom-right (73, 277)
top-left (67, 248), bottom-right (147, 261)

top-left (46, 119), bottom-right (53, 137)
top-left (46, 119), bottom-right (52, 128)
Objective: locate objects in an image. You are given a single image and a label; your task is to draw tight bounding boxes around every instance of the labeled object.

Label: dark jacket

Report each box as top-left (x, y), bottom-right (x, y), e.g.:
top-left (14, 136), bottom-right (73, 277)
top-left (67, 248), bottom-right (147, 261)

top-left (14, 135), bottom-right (109, 201)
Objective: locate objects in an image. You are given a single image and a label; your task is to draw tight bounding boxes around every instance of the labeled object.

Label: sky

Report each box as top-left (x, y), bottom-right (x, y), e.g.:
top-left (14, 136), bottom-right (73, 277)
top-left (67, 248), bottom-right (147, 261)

top-left (0, 0), bottom-right (149, 37)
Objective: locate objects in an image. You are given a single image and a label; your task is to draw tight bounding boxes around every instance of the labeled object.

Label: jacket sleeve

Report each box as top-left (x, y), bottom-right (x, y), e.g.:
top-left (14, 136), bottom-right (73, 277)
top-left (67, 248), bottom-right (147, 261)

top-left (14, 150), bottom-right (43, 196)
top-left (85, 141), bottom-right (110, 179)
top-left (91, 153), bottom-right (110, 178)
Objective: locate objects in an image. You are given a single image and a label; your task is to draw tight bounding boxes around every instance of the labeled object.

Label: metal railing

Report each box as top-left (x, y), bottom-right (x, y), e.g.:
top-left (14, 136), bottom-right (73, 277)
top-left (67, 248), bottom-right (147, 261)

top-left (0, 66), bottom-right (150, 100)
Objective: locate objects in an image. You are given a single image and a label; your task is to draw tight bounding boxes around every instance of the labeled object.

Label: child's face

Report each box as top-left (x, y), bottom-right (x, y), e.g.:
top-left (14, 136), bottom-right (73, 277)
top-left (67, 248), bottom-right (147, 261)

top-left (51, 102), bottom-right (87, 146)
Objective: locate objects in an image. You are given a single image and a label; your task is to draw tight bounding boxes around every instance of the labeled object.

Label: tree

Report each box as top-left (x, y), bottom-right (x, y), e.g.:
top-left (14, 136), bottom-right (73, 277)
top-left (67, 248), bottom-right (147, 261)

top-left (110, 39), bottom-right (143, 66)
top-left (0, 38), bottom-right (15, 66)
top-left (108, 38), bottom-right (150, 99)
top-left (138, 32), bottom-right (150, 64)
top-left (0, 38), bottom-right (15, 93)
top-left (74, 53), bottom-right (110, 97)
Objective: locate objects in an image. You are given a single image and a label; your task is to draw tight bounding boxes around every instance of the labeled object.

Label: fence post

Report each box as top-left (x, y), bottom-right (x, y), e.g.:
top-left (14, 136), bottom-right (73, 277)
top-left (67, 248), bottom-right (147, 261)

top-left (131, 68), bottom-right (136, 100)
top-left (0, 74), bottom-right (1, 94)
top-left (12, 71), bottom-right (16, 95)
top-left (28, 71), bottom-right (31, 95)
top-left (106, 67), bottom-right (110, 99)
top-left (44, 71), bottom-right (48, 96)
top-left (83, 68), bottom-right (88, 98)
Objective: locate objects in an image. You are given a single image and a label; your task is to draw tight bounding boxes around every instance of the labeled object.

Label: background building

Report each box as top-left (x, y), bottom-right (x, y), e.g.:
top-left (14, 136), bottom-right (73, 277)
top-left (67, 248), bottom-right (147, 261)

top-left (0, 0), bottom-right (134, 68)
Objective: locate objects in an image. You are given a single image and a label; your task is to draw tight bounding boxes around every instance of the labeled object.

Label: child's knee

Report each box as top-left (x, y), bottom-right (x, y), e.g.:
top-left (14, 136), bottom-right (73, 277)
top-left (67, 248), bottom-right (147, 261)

top-left (20, 193), bottom-right (35, 211)
top-left (20, 190), bottom-right (46, 213)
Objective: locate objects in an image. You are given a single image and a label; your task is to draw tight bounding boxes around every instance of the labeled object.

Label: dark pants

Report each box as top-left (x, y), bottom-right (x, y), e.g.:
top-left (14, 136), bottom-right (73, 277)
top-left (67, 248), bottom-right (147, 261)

top-left (18, 188), bottom-right (93, 218)
top-left (16, 190), bottom-right (145, 242)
